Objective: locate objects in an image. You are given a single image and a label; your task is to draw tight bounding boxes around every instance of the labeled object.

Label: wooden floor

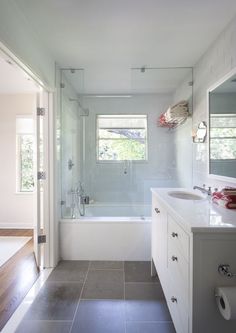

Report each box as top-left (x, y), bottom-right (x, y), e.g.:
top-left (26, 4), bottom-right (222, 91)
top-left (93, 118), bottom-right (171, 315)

top-left (0, 229), bottom-right (39, 331)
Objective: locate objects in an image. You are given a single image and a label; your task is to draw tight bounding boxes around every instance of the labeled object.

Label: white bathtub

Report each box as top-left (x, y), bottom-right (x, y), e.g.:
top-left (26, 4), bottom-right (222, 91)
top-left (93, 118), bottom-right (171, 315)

top-left (63, 202), bottom-right (151, 218)
top-left (60, 209), bottom-right (151, 261)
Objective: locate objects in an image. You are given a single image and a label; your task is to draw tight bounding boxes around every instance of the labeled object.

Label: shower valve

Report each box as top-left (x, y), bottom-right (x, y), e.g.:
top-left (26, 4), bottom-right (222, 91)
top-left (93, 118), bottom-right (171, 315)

top-left (80, 195), bottom-right (90, 205)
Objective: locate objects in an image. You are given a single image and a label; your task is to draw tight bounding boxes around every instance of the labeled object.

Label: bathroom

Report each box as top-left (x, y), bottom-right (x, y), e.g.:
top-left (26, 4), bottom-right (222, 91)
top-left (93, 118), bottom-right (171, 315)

top-left (0, 1), bottom-right (236, 333)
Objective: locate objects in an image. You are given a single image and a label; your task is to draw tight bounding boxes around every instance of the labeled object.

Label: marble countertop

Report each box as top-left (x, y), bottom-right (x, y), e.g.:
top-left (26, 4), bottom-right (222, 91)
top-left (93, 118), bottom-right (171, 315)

top-left (151, 188), bottom-right (236, 233)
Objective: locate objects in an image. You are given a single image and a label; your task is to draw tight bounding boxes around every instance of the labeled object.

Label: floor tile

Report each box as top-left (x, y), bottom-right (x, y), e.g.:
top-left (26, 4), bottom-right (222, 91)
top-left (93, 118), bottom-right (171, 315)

top-left (125, 300), bottom-right (172, 322)
top-left (82, 269), bottom-right (124, 299)
top-left (126, 322), bottom-right (176, 333)
top-left (71, 300), bottom-right (125, 333)
top-left (24, 282), bottom-right (83, 320)
top-left (90, 260), bottom-right (123, 270)
top-left (124, 261), bottom-right (159, 282)
top-left (125, 282), bottom-right (165, 300)
top-left (15, 320), bottom-right (72, 333)
top-left (47, 260), bottom-right (89, 282)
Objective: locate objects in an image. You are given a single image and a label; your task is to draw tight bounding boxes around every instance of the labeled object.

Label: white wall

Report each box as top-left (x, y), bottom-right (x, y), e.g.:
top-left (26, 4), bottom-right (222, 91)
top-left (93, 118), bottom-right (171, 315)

top-left (0, 94), bottom-right (36, 227)
top-left (82, 94), bottom-right (178, 205)
top-left (192, 15), bottom-right (236, 189)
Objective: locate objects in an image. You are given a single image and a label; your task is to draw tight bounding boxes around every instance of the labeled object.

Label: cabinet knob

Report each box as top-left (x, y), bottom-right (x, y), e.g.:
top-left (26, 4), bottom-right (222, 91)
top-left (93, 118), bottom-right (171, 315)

top-left (171, 255), bottom-right (178, 262)
top-left (171, 296), bottom-right (177, 303)
top-left (171, 232), bottom-right (178, 238)
top-left (155, 208), bottom-right (160, 214)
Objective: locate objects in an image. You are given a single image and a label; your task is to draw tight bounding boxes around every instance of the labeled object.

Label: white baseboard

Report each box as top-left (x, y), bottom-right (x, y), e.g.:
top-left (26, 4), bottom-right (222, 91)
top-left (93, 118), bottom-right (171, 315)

top-left (0, 223), bottom-right (34, 229)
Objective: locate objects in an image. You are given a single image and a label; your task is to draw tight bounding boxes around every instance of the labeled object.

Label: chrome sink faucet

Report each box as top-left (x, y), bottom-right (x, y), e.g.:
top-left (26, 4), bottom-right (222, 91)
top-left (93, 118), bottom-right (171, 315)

top-left (193, 184), bottom-right (212, 196)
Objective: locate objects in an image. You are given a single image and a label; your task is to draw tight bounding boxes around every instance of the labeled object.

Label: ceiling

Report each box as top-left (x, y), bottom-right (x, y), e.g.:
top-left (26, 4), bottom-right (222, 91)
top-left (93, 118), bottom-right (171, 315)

top-left (15, 0), bottom-right (236, 94)
top-left (0, 52), bottom-right (40, 94)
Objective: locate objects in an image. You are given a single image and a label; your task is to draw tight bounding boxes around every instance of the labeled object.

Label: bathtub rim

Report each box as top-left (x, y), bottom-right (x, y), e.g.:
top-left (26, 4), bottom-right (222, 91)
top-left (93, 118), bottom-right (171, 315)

top-left (60, 216), bottom-right (151, 224)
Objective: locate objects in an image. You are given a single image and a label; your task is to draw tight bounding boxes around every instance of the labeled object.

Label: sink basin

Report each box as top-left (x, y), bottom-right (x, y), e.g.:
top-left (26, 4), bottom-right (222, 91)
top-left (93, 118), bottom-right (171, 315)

top-left (168, 191), bottom-right (204, 200)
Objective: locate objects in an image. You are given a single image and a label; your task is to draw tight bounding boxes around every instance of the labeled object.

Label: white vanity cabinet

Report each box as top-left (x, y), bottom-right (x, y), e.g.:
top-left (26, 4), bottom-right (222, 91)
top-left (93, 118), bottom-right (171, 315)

top-left (151, 195), bottom-right (168, 283)
top-left (151, 189), bottom-right (236, 333)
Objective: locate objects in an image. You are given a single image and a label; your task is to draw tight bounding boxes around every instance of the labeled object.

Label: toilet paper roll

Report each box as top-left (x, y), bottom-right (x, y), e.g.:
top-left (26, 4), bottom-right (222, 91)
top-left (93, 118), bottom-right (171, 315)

top-left (215, 286), bottom-right (236, 320)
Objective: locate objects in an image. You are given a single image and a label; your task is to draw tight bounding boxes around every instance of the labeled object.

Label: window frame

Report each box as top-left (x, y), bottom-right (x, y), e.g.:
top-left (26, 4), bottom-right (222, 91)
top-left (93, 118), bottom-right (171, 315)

top-left (96, 114), bottom-right (148, 163)
top-left (209, 113), bottom-right (236, 160)
top-left (16, 115), bottom-right (35, 194)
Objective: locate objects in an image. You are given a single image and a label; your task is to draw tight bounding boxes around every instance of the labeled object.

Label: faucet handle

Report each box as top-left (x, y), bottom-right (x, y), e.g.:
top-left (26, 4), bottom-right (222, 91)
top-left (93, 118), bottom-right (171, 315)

top-left (203, 184), bottom-right (206, 188)
top-left (206, 186), bottom-right (212, 196)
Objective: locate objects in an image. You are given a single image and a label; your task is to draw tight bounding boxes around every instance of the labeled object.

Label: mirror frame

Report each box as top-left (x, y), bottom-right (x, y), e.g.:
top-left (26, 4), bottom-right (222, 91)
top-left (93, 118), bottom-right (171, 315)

top-left (207, 67), bottom-right (236, 183)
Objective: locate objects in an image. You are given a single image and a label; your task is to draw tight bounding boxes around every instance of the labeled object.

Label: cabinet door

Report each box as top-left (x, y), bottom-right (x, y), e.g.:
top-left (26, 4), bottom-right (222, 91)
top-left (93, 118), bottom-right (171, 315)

top-left (152, 196), bottom-right (168, 281)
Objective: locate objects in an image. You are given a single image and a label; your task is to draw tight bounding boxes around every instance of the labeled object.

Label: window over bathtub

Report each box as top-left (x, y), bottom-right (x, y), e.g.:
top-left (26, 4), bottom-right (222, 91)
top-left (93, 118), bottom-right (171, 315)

top-left (16, 116), bottom-right (34, 192)
top-left (97, 115), bottom-right (148, 161)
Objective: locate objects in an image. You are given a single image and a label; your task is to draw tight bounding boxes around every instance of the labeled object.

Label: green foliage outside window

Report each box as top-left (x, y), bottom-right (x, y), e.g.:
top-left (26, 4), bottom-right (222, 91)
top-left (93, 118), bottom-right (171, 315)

top-left (97, 115), bottom-right (147, 161)
top-left (210, 116), bottom-right (236, 160)
top-left (20, 135), bottom-right (34, 191)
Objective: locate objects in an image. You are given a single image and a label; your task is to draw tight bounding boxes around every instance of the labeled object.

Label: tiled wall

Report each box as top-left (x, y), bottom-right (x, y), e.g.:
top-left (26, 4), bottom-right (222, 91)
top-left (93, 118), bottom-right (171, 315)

top-left (192, 16), bottom-right (236, 189)
top-left (82, 94), bottom-right (178, 205)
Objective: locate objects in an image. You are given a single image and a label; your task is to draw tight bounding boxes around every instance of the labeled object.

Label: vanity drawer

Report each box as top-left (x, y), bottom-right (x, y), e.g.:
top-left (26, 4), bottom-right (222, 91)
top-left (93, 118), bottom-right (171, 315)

top-left (168, 240), bottom-right (189, 306)
top-left (166, 277), bottom-right (189, 333)
top-left (168, 215), bottom-right (189, 261)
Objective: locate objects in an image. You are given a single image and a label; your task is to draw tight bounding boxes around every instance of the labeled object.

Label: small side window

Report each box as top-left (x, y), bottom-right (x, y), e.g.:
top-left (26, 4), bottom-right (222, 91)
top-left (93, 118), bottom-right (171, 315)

top-left (16, 117), bottom-right (34, 192)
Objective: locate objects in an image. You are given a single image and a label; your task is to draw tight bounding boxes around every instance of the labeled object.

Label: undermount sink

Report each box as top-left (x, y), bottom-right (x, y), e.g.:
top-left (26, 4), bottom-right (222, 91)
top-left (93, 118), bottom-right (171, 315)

top-left (168, 191), bottom-right (205, 200)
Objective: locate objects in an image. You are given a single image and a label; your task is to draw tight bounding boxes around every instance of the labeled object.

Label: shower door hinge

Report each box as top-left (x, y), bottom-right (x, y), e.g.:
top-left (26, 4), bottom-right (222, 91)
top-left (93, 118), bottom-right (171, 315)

top-left (38, 234), bottom-right (46, 244)
top-left (60, 83), bottom-right (65, 88)
top-left (37, 171), bottom-right (46, 180)
top-left (37, 107), bottom-right (45, 116)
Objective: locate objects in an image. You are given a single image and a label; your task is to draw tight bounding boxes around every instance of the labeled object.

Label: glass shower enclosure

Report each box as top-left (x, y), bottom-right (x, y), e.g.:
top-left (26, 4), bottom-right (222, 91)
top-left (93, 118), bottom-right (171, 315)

top-left (60, 67), bottom-right (193, 219)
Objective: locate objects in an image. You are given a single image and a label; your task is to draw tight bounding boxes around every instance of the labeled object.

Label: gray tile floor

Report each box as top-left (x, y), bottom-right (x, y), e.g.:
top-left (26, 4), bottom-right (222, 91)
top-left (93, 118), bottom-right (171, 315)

top-left (15, 261), bottom-right (176, 333)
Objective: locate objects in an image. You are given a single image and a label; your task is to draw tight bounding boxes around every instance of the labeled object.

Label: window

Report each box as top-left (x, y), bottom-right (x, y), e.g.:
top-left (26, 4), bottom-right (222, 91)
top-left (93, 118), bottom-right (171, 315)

top-left (210, 114), bottom-right (236, 160)
top-left (16, 117), bottom-right (34, 192)
top-left (97, 115), bottom-right (147, 161)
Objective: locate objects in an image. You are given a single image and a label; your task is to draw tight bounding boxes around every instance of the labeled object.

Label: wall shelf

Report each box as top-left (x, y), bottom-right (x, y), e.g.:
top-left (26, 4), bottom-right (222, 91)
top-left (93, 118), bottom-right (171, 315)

top-left (158, 100), bottom-right (189, 129)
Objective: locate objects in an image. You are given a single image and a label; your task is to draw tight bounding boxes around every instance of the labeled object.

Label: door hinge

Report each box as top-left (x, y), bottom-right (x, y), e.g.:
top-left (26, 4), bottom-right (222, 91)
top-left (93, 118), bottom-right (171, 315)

top-left (37, 107), bottom-right (45, 116)
top-left (37, 171), bottom-right (46, 180)
top-left (38, 234), bottom-right (46, 244)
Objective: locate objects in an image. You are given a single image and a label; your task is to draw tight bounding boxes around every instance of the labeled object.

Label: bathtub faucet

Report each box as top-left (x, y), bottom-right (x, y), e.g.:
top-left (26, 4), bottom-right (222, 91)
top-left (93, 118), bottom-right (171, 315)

top-left (76, 181), bottom-right (84, 195)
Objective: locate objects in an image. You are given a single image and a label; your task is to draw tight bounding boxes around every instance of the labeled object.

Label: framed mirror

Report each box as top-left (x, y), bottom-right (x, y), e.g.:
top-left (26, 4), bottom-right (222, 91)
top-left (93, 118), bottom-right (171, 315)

top-left (208, 68), bottom-right (236, 182)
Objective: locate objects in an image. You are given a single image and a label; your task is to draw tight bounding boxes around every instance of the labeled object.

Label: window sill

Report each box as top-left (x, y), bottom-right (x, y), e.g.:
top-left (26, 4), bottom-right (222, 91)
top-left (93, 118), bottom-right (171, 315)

top-left (15, 191), bottom-right (35, 195)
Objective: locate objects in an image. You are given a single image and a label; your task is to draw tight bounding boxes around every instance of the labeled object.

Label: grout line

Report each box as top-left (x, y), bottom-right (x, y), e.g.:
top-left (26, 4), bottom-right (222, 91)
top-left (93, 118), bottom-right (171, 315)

top-left (125, 320), bottom-right (173, 323)
top-left (124, 281), bottom-right (161, 284)
top-left (78, 298), bottom-right (125, 301)
top-left (88, 268), bottom-right (124, 271)
top-left (69, 261), bottom-right (91, 333)
top-left (22, 320), bottom-right (73, 323)
top-left (45, 280), bottom-right (87, 284)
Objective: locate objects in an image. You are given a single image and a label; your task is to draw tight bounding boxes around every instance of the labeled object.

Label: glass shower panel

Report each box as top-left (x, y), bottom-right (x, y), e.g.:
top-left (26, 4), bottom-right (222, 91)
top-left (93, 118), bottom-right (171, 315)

top-left (60, 67), bottom-right (193, 218)
top-left (131, 67), bottom-right (193, 199)
top-left (60, 69), bottom-right (84, 218)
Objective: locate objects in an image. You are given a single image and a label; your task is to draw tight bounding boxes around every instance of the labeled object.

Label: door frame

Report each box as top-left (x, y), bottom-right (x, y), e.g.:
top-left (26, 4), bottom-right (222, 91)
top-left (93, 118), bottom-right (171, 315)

top-left (0, 41), bottom-right (56, 268)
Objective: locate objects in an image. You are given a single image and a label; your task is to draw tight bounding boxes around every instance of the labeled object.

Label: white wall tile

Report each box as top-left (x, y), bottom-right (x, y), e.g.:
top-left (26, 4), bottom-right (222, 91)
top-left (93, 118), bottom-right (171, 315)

top-left (192, 15), bottom-right (236, 189)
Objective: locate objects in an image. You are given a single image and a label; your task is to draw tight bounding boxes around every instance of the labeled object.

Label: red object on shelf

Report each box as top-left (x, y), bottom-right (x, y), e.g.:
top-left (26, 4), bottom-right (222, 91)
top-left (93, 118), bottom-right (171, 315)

top-left (158, 113), bottom-right (177, 128)
top-left (212, 189), bottom-right (236, 209)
